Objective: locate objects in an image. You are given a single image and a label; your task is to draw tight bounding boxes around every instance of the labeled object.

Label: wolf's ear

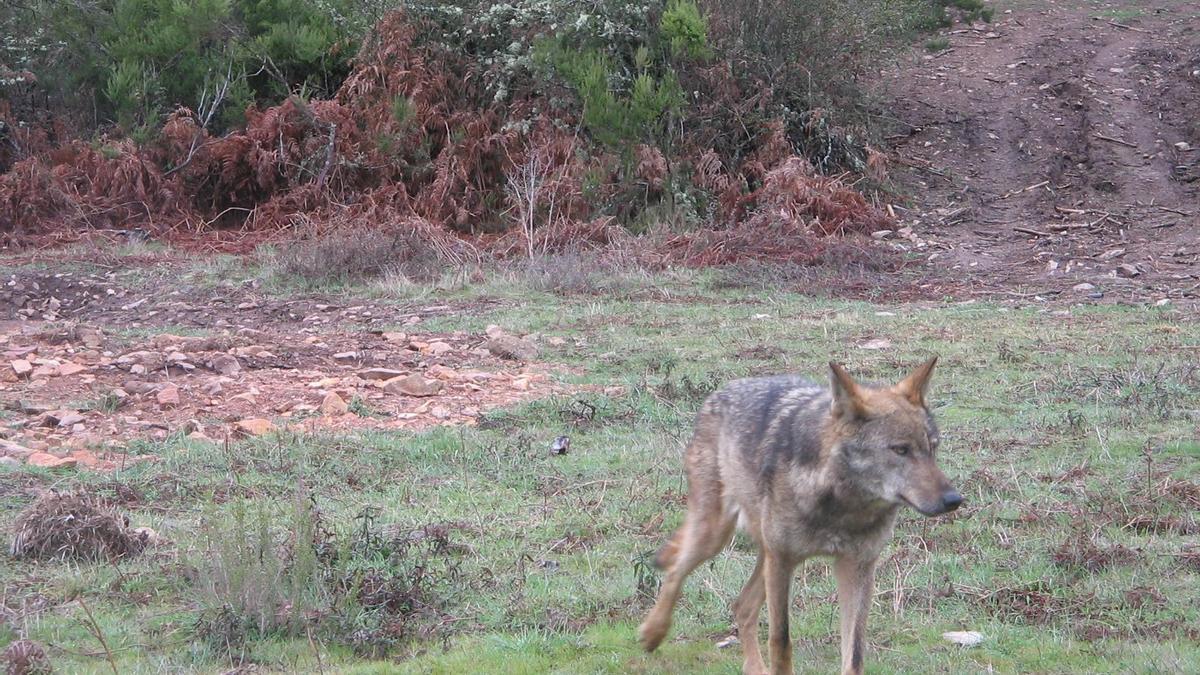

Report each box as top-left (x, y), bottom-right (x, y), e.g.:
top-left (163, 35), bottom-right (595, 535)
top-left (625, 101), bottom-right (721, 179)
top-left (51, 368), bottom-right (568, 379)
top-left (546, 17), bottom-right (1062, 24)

top-left (894, 356), bottom-right (938, 407)
top-left (829, 362), bottom-right (867, 419)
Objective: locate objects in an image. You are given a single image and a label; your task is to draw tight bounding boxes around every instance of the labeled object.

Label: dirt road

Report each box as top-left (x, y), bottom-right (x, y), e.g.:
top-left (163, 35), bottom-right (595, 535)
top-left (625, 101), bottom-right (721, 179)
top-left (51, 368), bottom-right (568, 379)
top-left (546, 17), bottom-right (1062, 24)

top-left (886, 0), bottom-right (1199, 302)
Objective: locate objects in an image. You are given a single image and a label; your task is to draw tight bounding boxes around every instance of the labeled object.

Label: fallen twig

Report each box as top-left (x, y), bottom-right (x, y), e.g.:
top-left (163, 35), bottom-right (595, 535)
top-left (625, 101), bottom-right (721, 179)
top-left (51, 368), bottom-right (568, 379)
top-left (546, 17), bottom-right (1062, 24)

top-left (1156, 205), bottom-right (1192, 217)
top-left (1094, 133), bottom-right (1137, 149)
top-left (1046, 222), bottom-right (1091, 231)
top-left (77, 597), bottom-right (119, 675)
top-left (1107, 20), bottom-right (1151, 34)
top-left (1013, 226), bottom-right (1051, 237)
top-left (999, 180), bottom-right (1049, 199)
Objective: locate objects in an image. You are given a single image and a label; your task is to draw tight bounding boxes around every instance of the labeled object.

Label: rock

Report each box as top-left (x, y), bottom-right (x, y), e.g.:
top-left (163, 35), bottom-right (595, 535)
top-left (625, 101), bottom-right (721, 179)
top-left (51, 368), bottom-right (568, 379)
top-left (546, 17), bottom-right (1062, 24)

top-left (715, 635), bottom-right (740, 650)
top-left (208, 354), bottom-right (241, 376)
top-left (1155, 298), bottom-right (1171, 307)
top-left (858, 338), bottom-right (892, 350)
top-left (942, 631), bottom-right (985, 647)
top-left (78, 327), bottom-right (104, 348)
top-left (202, 378), bottom-right (225, 396)
top-left (547, 336), bottom-right (567, 347)
top-left (0, 456), bottom-right (20, 468)
top-left (1175, 141), bottom-right (1191, 151)
top-left (31, 363), bottom-right (59, 378)
top-left (131, 526), bottom-right (161, 546)
top-left (430, 405), bottom-right (451, 420)
top-left (1097, 248), bottom-right (1125, 261)
top-left (27, 452), bottom-right (78, 469)
top-left (871, 229), bottom-right (894, 240)
top-left (333, 351), bottom-right (358, 363)
top-left (320, 392), bottom-right (349, 417)
top-left (156, 384), bottom-right (181, 407)
top-left (123, 380), bottom-right (158, 395)
top-left (11, 360), bottom-right (32, 378)
top-left (359, 368), bottom-right (407, 381)
top-left (116, 350), bottom-right (165, 371)
top-left (39, 410), bottom-right (85, 428)
top-left (551, 435), bottom-right (570, 455)
top-left (485, 324), bottom-right (506, 339)
top-left (426, 341), bottom-right (453, 356)
top-left (233, 418), bottom-right (277, 436)
top-left (1072, 282), bottom-right (1096, 292)
top-left (0, 440), bottom-right (36, 458)
top-left (382, 332), bottom-right (408, 344)
top-left (1115, 263), bottom-right (1141, 278)
top-left (384, 374), bottom-right (443, 397)
top-left (426, 365), bottom-right (458, 380)
top-left (57, 361), bottom-right (87, 377)
top-left (182, 419), bottom-right (204, 435)
top-left (486, 335), bottom-right (539, 361)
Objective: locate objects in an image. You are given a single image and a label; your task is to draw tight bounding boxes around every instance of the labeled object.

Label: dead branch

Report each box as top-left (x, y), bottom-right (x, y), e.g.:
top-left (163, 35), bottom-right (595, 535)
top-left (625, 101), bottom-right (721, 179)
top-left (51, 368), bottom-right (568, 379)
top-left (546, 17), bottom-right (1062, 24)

top-left (1094, 133), bottom-right (1137, 149)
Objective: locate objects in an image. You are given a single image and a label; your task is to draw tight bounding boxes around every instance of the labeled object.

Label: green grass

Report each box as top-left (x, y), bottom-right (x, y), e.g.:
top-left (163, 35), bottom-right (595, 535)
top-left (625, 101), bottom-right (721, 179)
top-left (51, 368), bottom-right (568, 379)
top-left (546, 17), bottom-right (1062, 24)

top-left (1, 263), bottom-right (1198, 674)
top-left (925, 37), bottom-right (951, 52)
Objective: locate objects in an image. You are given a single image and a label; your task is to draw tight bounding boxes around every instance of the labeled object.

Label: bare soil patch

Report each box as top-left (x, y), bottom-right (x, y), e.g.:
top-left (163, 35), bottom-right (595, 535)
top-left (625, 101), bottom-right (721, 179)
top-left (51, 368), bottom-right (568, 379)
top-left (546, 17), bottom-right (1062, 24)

top-left (885, 0), bottom-right (1200, 303)
top-left (0, 270), bottom-right (583, 472)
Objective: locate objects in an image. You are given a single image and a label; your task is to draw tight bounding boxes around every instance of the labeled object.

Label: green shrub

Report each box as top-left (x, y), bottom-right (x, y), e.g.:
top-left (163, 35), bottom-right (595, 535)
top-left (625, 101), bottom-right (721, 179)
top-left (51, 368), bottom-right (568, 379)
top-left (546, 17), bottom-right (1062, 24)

top-left (660, 0), bottom-right (711, 60)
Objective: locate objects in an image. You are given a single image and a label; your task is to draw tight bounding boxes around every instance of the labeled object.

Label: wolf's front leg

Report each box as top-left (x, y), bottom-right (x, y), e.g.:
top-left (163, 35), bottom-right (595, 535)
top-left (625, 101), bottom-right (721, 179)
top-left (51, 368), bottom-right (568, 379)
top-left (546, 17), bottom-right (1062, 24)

top-left (834, 555), bottom-right (877, 675)
top-left (764, 551), bottom-right (797, 675)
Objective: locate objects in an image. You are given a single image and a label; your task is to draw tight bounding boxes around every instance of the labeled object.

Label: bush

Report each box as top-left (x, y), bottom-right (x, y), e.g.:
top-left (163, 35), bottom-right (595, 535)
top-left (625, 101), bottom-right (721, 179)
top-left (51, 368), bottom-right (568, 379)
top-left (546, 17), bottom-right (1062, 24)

top-left (192, 488), bottom-right (469, 657)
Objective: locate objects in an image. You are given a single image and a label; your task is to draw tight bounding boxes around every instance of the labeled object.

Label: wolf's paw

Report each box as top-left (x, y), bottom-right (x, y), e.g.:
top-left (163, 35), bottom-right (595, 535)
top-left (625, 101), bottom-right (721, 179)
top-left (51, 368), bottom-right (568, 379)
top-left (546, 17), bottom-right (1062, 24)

top-left (638, 618), bottom-right (668, 652)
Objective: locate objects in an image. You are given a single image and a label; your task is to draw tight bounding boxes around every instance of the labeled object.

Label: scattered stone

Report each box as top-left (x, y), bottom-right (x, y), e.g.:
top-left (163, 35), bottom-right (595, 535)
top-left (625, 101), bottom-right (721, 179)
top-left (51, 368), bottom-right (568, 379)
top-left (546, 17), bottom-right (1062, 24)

top-left (384, 374), bottom-right (443, 397)
top-left (233, 418), bottom-right (277, 437)
top-left (382, 332), bottom-right (408, 344)
top-left (547, 336), bottom-right (567, 347)
top-left (202, 378), bottom-right (225, 396)
top-left (485, 324), bottom-right (506, 339)
top-left (320, 392), bottom-right (349, 417)
top-left (1072, 282), bottom-right (1096, 292)
top-left (27, 452), bottom-right (78, 469)
top-left (427, 341), bottom-right (453, 356)
top-left (430, 405), bottom-right (451, 420)
top-left (551, 435), bottom-right (570, 455)
top-left (11, 360), bottom-right (32, 378)
top-left (359, 368), bottom-right (407, 381)
top-left (715, 635), bottom-right (740, 650)
top-left (859, 338), bottom-right (892, 350)
top-left (208, 354), bottom-right (241, 376)
top-left (333, 351), bottom-right (358, 363)
top-left (1175, 141), bottom-right (1191, 152)
top-left (1097, 248), bottom-right (1125, 261)
top-left (0, 456), bottom-right (20, 468)
top-left (871, 229), bottom-right (894, 240)
top-left (1116, 263), bottom-right (1141, 278)
top-left (1154, 298), bottom-right (1171, 307)
top-left (942, 631), bottom-right (985, 647)
top-left (0, 440), bottom-right (36, 458)
top-left (31, 363), bottom-right (59, 378)
top-left (156, 384), bottom-right (180, 407)
top-left (57, 361), bottom-right (87, 377)
top-left (487, 334), bottom-right (539, 361)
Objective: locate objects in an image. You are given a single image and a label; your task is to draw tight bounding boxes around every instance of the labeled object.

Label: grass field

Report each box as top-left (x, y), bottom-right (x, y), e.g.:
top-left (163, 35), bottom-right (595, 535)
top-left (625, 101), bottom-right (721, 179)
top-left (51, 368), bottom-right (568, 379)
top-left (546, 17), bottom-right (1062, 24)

top-left (1, 259), bottom-right (1198, 674)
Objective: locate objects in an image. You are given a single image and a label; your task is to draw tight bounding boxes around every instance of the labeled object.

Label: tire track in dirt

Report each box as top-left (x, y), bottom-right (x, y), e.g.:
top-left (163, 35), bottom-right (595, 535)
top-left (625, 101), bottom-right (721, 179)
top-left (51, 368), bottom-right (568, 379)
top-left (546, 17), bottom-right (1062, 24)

top-left (884, 0), bottom-right (1200, 302)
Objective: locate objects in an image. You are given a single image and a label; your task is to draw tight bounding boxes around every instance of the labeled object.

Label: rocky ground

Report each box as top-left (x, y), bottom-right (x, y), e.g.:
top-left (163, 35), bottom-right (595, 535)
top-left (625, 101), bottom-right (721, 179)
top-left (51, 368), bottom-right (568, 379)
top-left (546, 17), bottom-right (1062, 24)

top-left (0, 268), bottom-right (594, 472)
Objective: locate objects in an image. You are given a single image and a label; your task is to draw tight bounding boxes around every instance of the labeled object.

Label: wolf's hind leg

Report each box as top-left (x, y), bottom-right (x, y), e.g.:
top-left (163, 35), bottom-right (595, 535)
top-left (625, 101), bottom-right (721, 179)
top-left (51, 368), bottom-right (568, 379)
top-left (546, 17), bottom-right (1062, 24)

top-left (638, 494), bottom-right (735, 652)
top-left (732, 552), bottom-right (767, 675)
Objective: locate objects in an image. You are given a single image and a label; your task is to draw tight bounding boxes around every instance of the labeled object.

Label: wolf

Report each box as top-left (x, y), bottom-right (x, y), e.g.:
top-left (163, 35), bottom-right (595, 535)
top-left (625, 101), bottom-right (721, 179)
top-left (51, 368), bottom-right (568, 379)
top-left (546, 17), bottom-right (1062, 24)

top-left (638, 358), bottom-right (961, 675)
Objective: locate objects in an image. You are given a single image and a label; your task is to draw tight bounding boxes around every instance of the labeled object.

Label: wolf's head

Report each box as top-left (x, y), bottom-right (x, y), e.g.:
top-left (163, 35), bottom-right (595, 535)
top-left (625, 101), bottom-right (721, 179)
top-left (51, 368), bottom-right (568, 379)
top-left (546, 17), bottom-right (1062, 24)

top-left (825, 357), bottom-right (962, 516)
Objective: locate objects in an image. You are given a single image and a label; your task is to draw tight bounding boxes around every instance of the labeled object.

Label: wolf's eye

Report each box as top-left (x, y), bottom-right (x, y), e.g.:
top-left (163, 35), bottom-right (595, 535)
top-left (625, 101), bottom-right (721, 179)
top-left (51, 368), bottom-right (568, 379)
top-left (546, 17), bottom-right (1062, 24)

top-left (891, 444), bottom-right (911, 456)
